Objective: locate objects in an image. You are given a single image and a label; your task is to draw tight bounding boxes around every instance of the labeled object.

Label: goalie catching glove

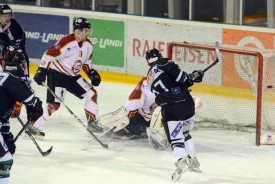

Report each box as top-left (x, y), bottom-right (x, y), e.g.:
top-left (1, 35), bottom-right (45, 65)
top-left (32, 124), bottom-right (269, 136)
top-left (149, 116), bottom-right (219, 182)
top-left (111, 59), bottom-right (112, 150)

top-left (87, 68), bottom-right (101, 86)
top-left (34, 67), bottom-right (47, 86)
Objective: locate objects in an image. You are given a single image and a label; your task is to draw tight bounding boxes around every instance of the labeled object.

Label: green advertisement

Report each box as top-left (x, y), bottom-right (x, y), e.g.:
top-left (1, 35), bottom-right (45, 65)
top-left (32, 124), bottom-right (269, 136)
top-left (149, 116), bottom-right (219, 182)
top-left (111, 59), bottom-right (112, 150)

top-left (87, 18), bottom-right (124, 67)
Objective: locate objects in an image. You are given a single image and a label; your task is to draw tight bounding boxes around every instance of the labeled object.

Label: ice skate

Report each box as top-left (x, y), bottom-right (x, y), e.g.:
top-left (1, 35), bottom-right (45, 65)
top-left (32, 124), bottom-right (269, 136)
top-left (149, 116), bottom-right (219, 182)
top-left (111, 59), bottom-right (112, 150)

top-left (187, 155), bottom-right (202, 172)
top-left (171, 157), bottom-right (188, 182)
top-left (88, 121), bottom-right (104, 133)
top-left (25, 124), bottom-right (45, 140)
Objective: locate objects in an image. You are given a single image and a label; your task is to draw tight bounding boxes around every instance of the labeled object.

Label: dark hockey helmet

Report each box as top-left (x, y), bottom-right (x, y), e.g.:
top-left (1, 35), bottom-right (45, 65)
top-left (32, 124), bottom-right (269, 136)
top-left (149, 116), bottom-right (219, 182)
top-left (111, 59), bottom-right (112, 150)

top-left (145, 48), bottom-right (162, 65)
top-left (3, 45), bottom-right (26, 71)
top-left (73, 17), bottom-right (92, 31)
top-left (0, 4), bottom-right (12, 14)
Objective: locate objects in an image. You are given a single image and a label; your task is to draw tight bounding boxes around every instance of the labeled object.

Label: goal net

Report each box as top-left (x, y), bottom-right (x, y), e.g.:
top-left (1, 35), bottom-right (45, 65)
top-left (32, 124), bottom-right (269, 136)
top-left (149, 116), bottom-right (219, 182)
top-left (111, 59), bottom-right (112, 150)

top-left (167, 42), bottom-right (275, 145)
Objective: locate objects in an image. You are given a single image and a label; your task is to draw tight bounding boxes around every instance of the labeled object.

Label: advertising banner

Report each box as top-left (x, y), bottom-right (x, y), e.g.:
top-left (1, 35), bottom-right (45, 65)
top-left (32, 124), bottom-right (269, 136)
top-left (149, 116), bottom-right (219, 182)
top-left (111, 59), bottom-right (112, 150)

top-left (88, 18), bottom-right (124, 67)
top-left (222, 29), bottom-right (275, 89)
top-left (127, 20), bottom-right (222, 82)
top-left (14, 13), bottom-right (69, 59)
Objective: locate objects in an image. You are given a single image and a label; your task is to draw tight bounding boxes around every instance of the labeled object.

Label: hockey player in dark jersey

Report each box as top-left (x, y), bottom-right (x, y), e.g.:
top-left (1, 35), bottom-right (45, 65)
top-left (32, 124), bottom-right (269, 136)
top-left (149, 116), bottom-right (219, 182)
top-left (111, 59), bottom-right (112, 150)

top-left (0, 45), bottom-right (43, 184)
top-left (0, 4), bottom-right (31, 120)
top-left (145, 48), bottom-right (204, 181)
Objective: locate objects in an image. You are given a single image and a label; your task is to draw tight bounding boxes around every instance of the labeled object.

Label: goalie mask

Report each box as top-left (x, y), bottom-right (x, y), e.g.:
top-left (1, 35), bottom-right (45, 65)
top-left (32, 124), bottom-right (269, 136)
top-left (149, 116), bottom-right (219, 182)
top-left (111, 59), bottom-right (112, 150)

top-left (145, 48), bottom-right (162, 65)
top-left (3, 45), bottom-right (27, 76)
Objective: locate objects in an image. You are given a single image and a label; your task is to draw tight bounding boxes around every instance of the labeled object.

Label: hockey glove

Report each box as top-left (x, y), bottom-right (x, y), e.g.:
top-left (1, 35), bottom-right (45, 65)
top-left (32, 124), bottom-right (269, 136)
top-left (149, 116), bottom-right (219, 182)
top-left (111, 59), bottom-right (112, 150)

top-left (34, 67), bottom-right (47, 86)
top-left (88, 68), bottom-right (101, 86)
top-left (192, 70), bottom-right (204, 83)
top-left (125, 112), bottom-right (148, 136)
top-left (2, 133), bottom-right (16, 155)
top-left (186, 73), bottom-right (195, 87)
top-left (25, 97), bottom-right (43, 122)
top-left (11, 101), bottom-right (23, 118)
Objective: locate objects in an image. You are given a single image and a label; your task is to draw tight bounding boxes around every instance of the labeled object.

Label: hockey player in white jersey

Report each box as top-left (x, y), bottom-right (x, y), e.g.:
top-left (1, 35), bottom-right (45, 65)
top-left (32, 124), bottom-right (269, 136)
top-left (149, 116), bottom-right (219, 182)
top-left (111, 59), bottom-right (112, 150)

top-left (30, 17), bottom-right (103, 139)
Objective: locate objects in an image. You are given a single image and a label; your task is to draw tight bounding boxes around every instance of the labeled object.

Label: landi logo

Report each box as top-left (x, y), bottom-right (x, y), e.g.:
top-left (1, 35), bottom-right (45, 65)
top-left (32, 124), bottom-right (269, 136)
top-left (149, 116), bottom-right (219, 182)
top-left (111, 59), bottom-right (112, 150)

top-left (25, 32), bottom-right (65, 43)
top-left (87, 18), bottom-right (124, 67)
top-left (90, 38), bottom-right (123, 48)
top-left (222, 29), bottom-right (275, 89)
top-left (14, 12), bottom-right (69, 59)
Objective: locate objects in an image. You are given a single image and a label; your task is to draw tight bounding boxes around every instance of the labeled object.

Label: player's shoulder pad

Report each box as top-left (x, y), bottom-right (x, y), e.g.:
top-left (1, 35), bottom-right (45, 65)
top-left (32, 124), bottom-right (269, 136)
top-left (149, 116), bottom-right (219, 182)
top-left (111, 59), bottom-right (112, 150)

top-left (156, 58), bottom-right (178, 71)
top-left (57, 34), bottom-right (75, 47)
top-left (156, 58), bottom-right (175, 67)
top-left (156, 58), bottom-right (173, 64)
top-left (0, 72), bottom-right (10, 86)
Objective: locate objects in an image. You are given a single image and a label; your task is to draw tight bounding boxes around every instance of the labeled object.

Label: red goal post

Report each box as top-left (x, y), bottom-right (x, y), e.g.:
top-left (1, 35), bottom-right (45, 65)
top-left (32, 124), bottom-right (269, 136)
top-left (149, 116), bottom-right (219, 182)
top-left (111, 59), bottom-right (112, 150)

top-left (167, 42), bottom-right (275, 146)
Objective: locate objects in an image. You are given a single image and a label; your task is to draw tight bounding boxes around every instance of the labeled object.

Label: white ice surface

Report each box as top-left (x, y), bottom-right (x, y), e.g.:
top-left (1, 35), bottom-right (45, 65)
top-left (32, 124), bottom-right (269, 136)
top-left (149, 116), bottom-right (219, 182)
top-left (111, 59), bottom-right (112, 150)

top-left (9, 81), bottom-right (275, 184)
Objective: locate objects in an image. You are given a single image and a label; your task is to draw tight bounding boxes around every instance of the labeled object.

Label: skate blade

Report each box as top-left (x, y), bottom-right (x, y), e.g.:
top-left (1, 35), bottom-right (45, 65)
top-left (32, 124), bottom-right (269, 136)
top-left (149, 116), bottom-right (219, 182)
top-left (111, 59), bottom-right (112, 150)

top-left (189, 167), bottom-right (202, 172)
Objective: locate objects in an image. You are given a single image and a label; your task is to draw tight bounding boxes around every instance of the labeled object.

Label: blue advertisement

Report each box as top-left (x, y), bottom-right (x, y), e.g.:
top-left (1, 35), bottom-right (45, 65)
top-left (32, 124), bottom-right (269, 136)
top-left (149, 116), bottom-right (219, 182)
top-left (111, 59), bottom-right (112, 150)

top-left (14, 13), bottom-right (69, 59)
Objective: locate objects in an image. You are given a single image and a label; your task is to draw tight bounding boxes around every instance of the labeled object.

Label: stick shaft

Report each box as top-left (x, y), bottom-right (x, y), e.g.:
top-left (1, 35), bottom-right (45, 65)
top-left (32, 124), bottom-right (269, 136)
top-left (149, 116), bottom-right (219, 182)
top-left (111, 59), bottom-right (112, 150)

top-left (42, 82), bottom-right (108, 149)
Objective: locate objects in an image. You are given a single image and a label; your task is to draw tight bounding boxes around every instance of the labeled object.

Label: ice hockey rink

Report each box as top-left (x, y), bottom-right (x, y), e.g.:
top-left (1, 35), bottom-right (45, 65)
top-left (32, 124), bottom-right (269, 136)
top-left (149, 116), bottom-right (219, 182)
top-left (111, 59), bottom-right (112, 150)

top-left (10, 80), bottom-right (275, 184)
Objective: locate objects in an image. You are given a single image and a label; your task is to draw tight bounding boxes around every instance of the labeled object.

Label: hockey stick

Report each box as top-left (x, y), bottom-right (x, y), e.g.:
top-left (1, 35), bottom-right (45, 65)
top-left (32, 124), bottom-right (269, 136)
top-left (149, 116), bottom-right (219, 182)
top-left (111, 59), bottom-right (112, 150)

top-left (14, 117), bottom-right (31, 142)
top-left (202, 41), bottom-right (220, 73)
top-left (16, 116), bottom-right (53, 156)
top-left (42, 82), bottom-right (108, 149)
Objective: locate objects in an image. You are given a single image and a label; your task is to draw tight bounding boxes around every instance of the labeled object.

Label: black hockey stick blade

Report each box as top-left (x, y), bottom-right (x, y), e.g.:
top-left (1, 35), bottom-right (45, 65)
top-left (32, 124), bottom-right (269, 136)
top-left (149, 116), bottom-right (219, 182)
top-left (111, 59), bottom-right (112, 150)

top-left (14, 117), bottom-right (31, 142)
top-left (24, 130), bottom-right (54, 157)
top-left (203, 41), bottom-right (220, 73)
top-left (41, 145), bottom-right (53, 156)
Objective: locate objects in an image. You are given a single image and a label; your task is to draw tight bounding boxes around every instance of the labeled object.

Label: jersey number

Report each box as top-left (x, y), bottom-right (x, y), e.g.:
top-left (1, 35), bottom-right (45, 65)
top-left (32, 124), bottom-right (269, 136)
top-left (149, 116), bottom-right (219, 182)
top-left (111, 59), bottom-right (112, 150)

top-left (152, 80), bottom-right (168, 95)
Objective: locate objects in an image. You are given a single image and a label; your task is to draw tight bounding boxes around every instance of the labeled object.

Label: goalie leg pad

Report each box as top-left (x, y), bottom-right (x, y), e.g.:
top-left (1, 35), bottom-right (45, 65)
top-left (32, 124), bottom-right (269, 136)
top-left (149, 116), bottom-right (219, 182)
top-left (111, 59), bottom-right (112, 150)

top-left (99, 106), bottom-right (129, 132)
top-left (146, 127), bottom-right (169, 150)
